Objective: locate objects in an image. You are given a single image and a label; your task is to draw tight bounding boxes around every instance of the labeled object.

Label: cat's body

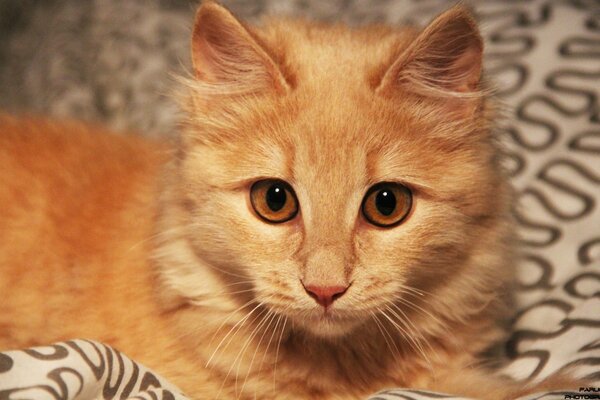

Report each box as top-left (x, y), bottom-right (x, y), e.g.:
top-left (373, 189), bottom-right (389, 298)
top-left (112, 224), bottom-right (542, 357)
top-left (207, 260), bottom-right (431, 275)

top-left (0, 116), bottom-right (510, 400)
top-left (0, 2), bottom-right (581, 399)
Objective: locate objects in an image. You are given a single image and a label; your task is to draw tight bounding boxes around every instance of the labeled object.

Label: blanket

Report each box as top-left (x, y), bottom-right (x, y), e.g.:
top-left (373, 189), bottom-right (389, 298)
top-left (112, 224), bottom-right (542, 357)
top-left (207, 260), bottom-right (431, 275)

top-left (0, 341), bottom-right (587, 400)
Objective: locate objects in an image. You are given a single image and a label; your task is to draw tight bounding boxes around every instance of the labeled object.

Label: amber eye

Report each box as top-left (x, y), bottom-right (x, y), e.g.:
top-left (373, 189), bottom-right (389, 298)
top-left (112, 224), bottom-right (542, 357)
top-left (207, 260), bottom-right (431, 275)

top-left (250, 179), bottom-right (299, 223)
top-left (361, 182), bottom-right (412, 227)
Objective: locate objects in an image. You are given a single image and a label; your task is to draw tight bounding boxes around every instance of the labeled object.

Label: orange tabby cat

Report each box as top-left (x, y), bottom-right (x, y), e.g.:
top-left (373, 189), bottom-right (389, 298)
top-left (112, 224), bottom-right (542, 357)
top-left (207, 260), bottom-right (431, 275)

top-left (0, 2), bottom-right (580, 399)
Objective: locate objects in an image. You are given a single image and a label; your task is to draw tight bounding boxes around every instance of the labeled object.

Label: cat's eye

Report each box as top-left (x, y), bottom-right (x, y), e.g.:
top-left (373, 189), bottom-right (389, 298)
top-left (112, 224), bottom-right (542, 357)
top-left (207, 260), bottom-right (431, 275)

top-left (250, 179), bottom-right (299, 223)
top-left (361, 182), bottom-right (412, 227)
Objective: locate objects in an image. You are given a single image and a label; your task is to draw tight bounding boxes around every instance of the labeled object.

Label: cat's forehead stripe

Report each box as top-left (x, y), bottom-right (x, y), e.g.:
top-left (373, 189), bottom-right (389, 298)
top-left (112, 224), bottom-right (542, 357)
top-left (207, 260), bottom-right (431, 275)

top-left (260, 20), bottom-right (414, 90)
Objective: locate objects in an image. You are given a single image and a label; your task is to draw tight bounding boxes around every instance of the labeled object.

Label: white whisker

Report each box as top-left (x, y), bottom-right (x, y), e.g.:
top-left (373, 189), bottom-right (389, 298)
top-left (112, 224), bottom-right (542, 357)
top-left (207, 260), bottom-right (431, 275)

top-left (230, 308), bottom-right (273, 397)
top-left (214, 304), bottom-right (269, 400)
top-left (384, 303), bottom-right (434, 372)
top-left (239, 310), bottom-right (278, 397)
top-left (206, 300), bottom-right (263, 368)
top-left (272, 312), bottom-right (288, 392)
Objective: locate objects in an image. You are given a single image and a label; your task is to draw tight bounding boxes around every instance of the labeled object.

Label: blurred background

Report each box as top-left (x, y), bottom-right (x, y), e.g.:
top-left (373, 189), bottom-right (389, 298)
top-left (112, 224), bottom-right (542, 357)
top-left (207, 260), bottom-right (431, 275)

top-left (0, 0), bottom-right (599, 383)
top-left (0, 0), bottom-right (460, 137)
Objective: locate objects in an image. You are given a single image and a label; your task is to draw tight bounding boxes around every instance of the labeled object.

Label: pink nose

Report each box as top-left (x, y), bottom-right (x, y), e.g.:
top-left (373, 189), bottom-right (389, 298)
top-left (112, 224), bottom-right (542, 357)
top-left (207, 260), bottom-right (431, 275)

top-left (303, 284), bottom-right (349, 308)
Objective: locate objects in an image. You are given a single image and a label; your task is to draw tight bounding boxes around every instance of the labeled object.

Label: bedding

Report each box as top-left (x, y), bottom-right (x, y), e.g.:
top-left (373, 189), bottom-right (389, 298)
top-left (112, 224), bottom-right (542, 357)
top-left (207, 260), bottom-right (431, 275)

top-left (0, 340), bottom-right (187, 400)
top-left (0, 0), bottom-right (598, 399)
top-left (0, 346), bottom-right (590, 400)
top-left (0, 341), bottom-right (585, 400)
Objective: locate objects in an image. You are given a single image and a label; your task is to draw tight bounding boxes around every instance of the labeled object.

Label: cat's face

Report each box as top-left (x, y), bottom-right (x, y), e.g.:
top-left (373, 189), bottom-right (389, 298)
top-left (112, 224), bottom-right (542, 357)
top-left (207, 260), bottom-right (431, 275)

top-left (173, 3), bottom-right (503, 338)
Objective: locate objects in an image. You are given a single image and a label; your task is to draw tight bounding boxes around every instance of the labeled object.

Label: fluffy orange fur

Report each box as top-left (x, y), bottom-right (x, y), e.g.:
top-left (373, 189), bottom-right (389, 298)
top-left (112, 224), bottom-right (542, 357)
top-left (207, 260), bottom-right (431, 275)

top-left (0, 2), bottom-right (581, 399)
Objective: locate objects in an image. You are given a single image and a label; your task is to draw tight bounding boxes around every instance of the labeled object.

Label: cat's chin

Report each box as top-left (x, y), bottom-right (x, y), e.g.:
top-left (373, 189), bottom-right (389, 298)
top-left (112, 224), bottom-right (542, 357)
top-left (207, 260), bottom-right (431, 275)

top-left (294, 312), bottom-right (363, 338)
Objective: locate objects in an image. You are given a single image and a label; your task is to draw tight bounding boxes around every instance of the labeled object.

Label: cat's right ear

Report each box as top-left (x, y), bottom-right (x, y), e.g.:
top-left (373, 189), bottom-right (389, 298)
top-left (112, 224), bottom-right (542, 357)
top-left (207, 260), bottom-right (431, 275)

top-left (376, 5), bottom-right (483, 101)
top-left (191, 1), bottom-right (289, 95)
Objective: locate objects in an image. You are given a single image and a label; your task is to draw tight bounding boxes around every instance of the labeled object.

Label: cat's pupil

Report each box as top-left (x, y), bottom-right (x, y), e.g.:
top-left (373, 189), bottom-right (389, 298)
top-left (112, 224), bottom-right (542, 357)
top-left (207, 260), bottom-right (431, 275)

top-left (376, 189), bottom-right (396, 216)
top-left (266, 184), bottom-right (287, 212)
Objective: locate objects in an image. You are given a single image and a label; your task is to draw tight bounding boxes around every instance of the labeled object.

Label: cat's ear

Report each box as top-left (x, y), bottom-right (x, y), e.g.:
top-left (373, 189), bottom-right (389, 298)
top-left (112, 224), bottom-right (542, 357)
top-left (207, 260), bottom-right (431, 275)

top-left (377, 5), bottom-right (483, 99)
top-left (191, 1), bottom-right (289, 95)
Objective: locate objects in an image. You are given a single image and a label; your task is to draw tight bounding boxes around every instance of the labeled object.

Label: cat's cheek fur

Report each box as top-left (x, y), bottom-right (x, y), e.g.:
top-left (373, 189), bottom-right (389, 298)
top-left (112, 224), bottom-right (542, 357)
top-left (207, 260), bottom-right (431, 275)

top-left (188, 197), bottom-right (300, 269)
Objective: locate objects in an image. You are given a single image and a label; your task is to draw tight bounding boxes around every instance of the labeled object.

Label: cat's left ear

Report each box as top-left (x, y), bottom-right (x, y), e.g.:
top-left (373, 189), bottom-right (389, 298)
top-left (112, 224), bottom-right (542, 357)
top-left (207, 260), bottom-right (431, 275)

top-left (377, 5), bottom-right (483, 100)
top-left (191, 1), bottom-right (289, 95)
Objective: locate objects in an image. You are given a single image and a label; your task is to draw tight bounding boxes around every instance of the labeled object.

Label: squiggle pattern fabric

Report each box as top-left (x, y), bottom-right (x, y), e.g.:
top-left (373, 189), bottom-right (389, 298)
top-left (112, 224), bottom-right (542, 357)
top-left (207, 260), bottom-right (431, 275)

top-left (0, 341), bottom-right (584, 400)
top-left (0, 340), bottom-right (188, 400)
top-left (370, 389), bottom-right (583, 400)
top-left (477, 0), bottom-right (599, 385)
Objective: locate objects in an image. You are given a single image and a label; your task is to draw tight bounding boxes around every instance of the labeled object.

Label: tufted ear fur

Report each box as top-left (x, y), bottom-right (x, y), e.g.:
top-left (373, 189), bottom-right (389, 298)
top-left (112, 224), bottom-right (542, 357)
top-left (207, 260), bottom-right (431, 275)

top-left (377, 5), bottom-right (483, 99)
top-left (191, 1), bottom-right (289, 95)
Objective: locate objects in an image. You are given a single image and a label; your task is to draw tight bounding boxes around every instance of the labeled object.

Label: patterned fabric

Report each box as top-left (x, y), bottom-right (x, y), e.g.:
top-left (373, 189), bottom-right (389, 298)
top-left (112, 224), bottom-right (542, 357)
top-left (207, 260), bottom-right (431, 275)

top-left (370, 389), bottom-right (582, 400)
top-left (0, 0), bottom-right (598, 399)
top-left (0, 340), bottom-right (188, 400)
top-left (0, 342), bottom-right (583, 400)
top-left (475, 0), bottom-right (600, 385)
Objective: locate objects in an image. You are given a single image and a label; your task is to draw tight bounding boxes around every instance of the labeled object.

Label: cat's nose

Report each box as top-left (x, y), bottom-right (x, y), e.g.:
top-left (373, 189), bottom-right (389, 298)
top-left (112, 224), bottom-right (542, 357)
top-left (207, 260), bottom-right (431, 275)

top-left (303, 284), bottom-right (349, 308)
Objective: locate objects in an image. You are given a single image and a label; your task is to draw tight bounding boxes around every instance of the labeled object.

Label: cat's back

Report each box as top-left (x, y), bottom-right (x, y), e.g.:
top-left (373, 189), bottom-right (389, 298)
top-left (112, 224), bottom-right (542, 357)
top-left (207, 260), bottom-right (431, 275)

top-left (0, 115), bottom-right (167, 252)
top-left (0, 115), bottom-right (168, 349)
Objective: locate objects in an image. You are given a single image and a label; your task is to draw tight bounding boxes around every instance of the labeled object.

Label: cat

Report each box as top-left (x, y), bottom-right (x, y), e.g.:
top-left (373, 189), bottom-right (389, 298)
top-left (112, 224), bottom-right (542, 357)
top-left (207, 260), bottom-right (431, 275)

top-left (0, 2), bottom-right (582, 399)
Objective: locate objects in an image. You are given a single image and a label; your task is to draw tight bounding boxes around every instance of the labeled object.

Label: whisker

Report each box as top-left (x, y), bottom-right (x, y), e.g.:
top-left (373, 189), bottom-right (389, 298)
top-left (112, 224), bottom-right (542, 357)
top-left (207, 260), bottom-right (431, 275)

top-left (239, 310), bottom-right (278, 397)
top-left (187, 287), bottom-right (257, 306)
top-left (215, 280), bottom-right (256, 289)
top-left (218, 288), bottom-right (256, 296)
top-left (258, 313), bottom-right (282, 375)
top-left (272, 311), bottom-right (289, 392)
top-left (205, 298), bottom-right (256, 354)
top-left (395, 291), bottom-right (444, 326)
top-left (397, 284), bottom-right (429, 297)
top-left (370, 312), bottom-right (394, 359)
top-left (202, 262), bottom-right (249, 280)
top-left (371, 311), bottom-right (401, 360)
top-left (206, 300), bottom-right (263, 368)
top-left (230, 308), bottom-right (273, 397)
top-left (388, 301), bottom-right (439, 363)
top-left (384, 303), bottom-right (434, 372)
top-left (214, 305), bottom-right (269, 400)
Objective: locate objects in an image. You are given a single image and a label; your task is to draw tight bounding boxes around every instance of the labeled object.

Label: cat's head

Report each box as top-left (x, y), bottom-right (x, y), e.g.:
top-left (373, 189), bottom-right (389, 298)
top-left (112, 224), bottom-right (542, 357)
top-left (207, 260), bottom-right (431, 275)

top-left (159, 1), bottom-right (511, 340)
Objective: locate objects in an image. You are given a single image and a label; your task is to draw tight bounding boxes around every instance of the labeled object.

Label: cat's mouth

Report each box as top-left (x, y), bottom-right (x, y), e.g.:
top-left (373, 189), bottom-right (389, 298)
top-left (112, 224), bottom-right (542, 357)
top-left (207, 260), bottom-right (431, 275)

top-left (262, 293), bottom-right (365, 337)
